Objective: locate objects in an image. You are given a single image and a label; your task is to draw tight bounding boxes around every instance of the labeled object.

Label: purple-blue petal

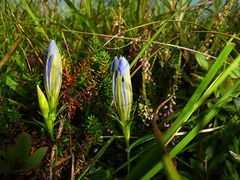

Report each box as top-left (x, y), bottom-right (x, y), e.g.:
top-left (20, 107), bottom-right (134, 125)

top-left (121, 77), bottom-right (127, 108)
top-left (48, 40), bottom-right (55, 50)
top-left (111, 56), bottom-right (118, 71)
top-left (112, 70), bottom-right (118, 105)
top-left (46, 55), bottom-right (53, 91)
top-left (118, 56), bottom-right (129, 77)
top-left (44, 49), bottom-right (49, 62)
top-left (48, 40), bottom-right (59, 57)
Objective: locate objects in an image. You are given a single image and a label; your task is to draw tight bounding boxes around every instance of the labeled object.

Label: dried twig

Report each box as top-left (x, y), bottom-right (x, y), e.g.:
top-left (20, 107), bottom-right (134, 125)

top-left (151, 94), bottom-right (175, 140)
top-left (0, 34), bottom-right (24, 69)
top-left (49, 116), bottom-right (65, 180)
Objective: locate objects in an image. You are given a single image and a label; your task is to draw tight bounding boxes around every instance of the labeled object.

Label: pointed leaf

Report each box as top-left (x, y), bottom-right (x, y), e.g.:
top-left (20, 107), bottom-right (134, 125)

top-left (196, 53), bottom-right (209, 70)
top-left (37, 85), bottom-right (49, 120)
top-left (20, 147), bottom-right (48, 172)
top-left (4, 75), bottom-right (25, 97)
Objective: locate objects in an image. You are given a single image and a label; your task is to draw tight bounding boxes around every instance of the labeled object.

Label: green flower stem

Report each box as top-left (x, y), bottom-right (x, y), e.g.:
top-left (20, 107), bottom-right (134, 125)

top-left (49, 129), bottom-right (54, 142)
top-left (126, 139), bottom-right (130, 174)
top-left (45, 113), bottom-right (56, 141)
top-left (122, 123), bottom-right (131, 174)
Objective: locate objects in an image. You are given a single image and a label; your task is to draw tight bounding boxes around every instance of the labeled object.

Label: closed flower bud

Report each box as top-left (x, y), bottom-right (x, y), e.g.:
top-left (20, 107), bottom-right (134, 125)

top-left (111, 56), bottom-right (133, 123)
top-left (44, 40), bottom-right (62, 111)
top-left (37, 85), bottom-right (49, 120)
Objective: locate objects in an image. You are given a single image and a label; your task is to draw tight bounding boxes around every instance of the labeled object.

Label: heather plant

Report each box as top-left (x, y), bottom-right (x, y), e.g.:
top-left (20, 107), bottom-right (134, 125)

top-left (0, 0), bottom-right (240, 179)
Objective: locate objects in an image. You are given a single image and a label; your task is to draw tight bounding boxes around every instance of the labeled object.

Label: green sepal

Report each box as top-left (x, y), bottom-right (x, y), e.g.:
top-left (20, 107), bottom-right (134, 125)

top-left (45, 112), bottom-right (56, 141)
top-left (115, 68), bottom-right (133, 123)
top-left (115, 73), bottom-right (125, 121)
top-left (122, 122), bottom-right (131, 142)
top-left (37, 85), bottom-right (49, 120)
top-left (123, 69), bottom-right (133, 122)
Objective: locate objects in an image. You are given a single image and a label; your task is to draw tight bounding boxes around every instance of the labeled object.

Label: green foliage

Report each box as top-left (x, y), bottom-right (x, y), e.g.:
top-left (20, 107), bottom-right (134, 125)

top-left (0, 132), bottom-right (47, 174)
top-left (131, 44), bottom-right (240, 179)
top-left (195, 53), bottom-right (209, 70)
top-left (0, 77), bottom-right (22, 135)
top-left (84, 115), bottom-right (103, 144)
top-left (87, 167), bottom-right (111, 180)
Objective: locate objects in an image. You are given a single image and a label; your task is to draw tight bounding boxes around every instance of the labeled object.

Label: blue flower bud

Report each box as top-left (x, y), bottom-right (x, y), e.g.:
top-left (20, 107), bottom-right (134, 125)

top-left (44, 40), bottom-right (62, 111)
top-left (111, 56), bottom-right (133, 122)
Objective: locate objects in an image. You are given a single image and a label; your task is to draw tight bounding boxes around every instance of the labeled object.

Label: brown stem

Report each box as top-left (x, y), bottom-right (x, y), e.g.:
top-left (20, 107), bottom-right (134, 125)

top-left (49, 116), bottom-right (65, 180)
top-left (0, 34), bottom-right (24, 69)
top-left (151, 94), bottom-right (175, 140)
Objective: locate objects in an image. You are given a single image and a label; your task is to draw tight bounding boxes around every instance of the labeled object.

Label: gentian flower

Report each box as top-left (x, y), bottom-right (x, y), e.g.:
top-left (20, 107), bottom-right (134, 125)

top-left (111, 56), bottom-right (133, 171)
top-left (43, 40), bottom-right (62, 111)
top-left (37, 39), bottom-right (62, 141)
top-left (111, 56), bottom-right (133, 123)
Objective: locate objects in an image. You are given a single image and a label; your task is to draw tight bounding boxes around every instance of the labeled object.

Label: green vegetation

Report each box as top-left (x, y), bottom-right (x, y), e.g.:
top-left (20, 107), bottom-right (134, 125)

top-left (0, 132), bottom-right (47, 175)
top-left (0, 0), bottom-right (240, 179)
